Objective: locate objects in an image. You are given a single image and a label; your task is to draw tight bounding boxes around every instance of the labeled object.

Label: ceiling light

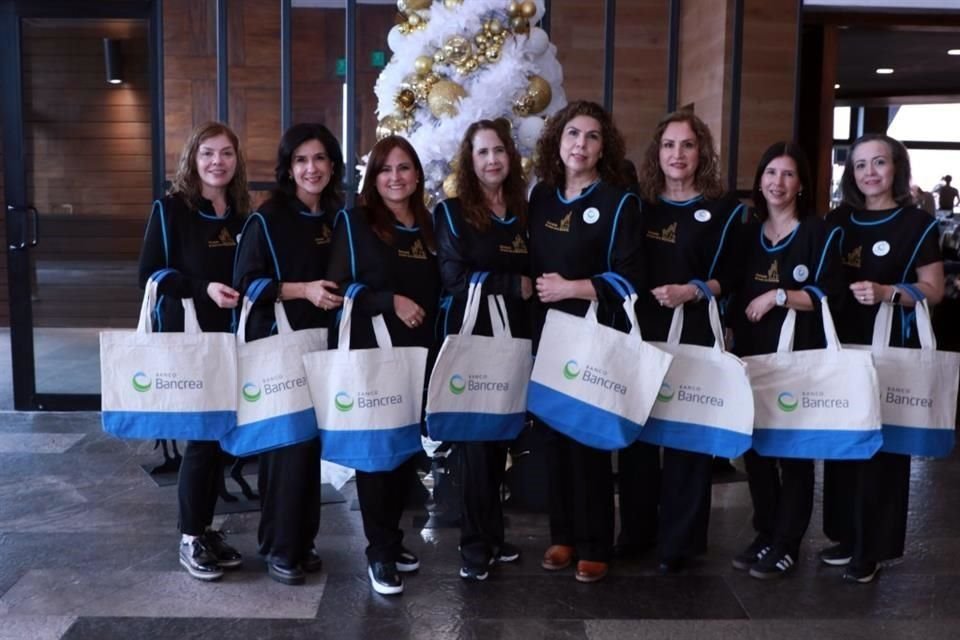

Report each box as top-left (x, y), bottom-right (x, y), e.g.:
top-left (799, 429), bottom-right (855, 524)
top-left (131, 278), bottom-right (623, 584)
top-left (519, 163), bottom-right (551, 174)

top-left (834, 83), bottom-right (840, 89)
top-left (875, 68), bottom-right (894, 75)
top-left (949, 49), bottom-right (960, 56)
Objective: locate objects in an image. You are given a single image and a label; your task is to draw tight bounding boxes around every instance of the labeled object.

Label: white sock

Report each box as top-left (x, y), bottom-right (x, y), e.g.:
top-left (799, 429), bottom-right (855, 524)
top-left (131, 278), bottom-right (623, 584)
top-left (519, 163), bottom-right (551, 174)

top-left (181, 534), bottom-right (198, 545)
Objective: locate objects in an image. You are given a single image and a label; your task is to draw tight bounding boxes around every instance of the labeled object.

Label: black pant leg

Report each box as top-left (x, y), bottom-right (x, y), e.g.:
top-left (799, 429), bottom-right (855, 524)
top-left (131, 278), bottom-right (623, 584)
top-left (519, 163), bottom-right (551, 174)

top-left (657, 447), bottom-right (713, 562)
top-left (744, 449), bottom-right (778, 542)
top-left (356, 460), bottom-right (411, 564)
top-left (856, 452), bottom-right (910, 564)
top-left (460, 441), bottom-right (507, 569)
top-left (177, 440), bottom-right (223, 535)
top-left (257, 437), bottom-right (320, 567)
top-left (822, 459), bottom-right (857, 545)
top-left (616, 441), bottom-right (660, 548)
top-left (773, 458), bottom-right (814, 557)
top-left (571, 439), bottom-right (615, 562)
top-left (544, 422), bottom-right (575, 547)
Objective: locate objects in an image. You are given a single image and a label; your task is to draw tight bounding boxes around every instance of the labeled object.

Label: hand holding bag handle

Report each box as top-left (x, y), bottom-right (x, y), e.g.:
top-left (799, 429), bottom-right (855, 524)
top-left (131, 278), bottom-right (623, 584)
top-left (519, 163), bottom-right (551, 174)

top-left (665, 279), bottom-right (725, 351)
top-left (459, 271), bottom-right (512, 339)
top-left (236, 277), bottom-right (296, 345)
top-left (778, 286), bottom-right (840, 354)
top-left (337, 283), bottom-right (393, 350)
top-left (592, 271), bottom-right (643, 340)
top-left (137, 269), bottom-right (201, 335)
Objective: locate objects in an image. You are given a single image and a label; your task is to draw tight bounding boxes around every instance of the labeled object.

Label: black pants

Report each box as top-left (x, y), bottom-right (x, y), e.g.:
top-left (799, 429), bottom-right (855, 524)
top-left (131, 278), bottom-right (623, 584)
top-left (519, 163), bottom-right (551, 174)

top-left (356, 456), bottom-right (416, 564)
top-left (543, 423), bottom-right (614, 563)
top-left (616, 441), bottom-right (661, 549)
top-left (823, 452), bottom-right (910, 564)
top-left (459, 441), bottom-right (508, 570)
top-left (744, 450), bottom-right (813, 557)
top-left (657, 447), bottom-right (712, 562)
top-left (178, 440), bottom-right (223, 535)
top-left (257, 437), bottom-right (321, 568)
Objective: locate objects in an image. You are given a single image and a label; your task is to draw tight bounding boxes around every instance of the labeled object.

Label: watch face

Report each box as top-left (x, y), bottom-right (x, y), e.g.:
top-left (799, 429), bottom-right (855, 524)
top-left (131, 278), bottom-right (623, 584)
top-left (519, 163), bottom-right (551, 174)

top-left (776, 289), bottom-right (787, 306)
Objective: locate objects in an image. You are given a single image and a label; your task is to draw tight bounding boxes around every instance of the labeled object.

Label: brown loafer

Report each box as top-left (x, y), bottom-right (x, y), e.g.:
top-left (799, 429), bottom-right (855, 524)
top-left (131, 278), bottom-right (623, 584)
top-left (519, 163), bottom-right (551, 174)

top-left (541, 544), bottom-right (574, 571)
top-left (575, 560), bottom-right (608, 583)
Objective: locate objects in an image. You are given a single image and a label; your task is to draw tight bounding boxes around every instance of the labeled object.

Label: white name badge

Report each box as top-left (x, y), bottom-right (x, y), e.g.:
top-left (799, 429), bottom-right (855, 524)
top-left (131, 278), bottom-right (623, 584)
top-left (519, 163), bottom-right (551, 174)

top-left (583, 207), bottom-right (600, 224)
top-left (793, 264), bottom-right (809, 282)
top-left (873, 241), bottom-right (891, 257)
top-left (694, 209), bottom-right (711, 223)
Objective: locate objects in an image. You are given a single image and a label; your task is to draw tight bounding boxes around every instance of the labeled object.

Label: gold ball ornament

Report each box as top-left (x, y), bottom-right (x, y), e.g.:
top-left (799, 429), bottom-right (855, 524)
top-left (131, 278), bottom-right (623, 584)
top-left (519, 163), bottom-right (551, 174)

top-left (444, 36), bottom-right (472, 64)
top-left (407, 13), bottom-right (421, 26)
top-left (519, 1), bottom-right (537, 18)
top-left (489, 20), bottom-right (503, 35)
top-left (475, 34), bottom-right (488, 46)
top-left (486, 45), bottom-right (501, 62)
top-left (443, 173), bottom-right (458, 198)
top-left (507, 1), bottom-right (520, 17)
top-left (521, 156), bottom-right (533, 176)
top-left (400, 0), bottom-right (431, 10)
top-left (444, 0), bottom-right (463, 7)
top-left (376, 114), bottom-right (408, 140)
top-left (433, 50), bottom-right (446, 64)
top-left (525, 75), bottom-right (552, 114)
top-left (395, 88), bottom-right (417, 111)
top-left (414, 55), bottom-right (433, 75)
top-left (428, 79), bottom-right (467, 118)
top-left (511, 16), bottom-right (530, 34)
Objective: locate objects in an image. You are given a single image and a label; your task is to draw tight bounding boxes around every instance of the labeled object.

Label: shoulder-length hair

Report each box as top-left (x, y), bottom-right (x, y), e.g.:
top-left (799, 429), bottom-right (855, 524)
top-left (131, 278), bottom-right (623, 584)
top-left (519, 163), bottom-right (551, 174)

top-left (638, 110), bottom-right (723, 202)
top-left (272, 122), bottom-right (344, 213)
top-left (169, 121), bottom-right (250, 215)
top-left (840, 133), bottom-right (914, 209)
top-left (454, 118), bottom-right (528, 231)
top-left (751, 141), bottom-right (815, 221)
top-left (534, 100), bottom-right (628, 190)
top-left (359, 135), bottom-right (435, 251)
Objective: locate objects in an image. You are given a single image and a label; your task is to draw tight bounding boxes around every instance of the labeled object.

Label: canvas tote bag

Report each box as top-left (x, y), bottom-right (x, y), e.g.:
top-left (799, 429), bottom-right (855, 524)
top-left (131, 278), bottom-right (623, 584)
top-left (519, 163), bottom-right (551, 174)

top-left (426, 272), bottom-right (533, 442)
top-left (219, 279), bottom-right (329, 456)
top-left (303, 283), bottom-right (428, 472)
top-left (638, 282), bottom-right (754, 457)
top-left (100, 269), bottom-right (237, 440)
top-left (527, 272), bottom-right (673, 450)
top-left (745, 288), bottom-right (882, 459)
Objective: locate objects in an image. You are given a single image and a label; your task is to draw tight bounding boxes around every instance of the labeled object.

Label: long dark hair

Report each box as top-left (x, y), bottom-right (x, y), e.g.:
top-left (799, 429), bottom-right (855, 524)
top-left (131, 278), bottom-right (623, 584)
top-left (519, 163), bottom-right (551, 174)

top-left (638, 110), bottom-right (723, 202)
top-left (359, 136), bottom-right (435, 250)
top-left (751, 141), bottom-right (815, 221)
top-left (534, 100), bottom-right (627, 190)
top-left (169, 121), bottom-right (250, 214)
top-left (272, 122), bottom-right (344, 213)
top-left (454, 118), bottom-right (528, 231)
top-left (840, 133), bottom-right (914, 209)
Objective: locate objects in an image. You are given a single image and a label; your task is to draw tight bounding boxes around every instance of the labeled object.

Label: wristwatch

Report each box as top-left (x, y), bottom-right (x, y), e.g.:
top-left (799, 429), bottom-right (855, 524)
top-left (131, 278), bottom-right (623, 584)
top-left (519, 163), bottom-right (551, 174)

top-left (775, 288), bottom-right (787, 307)
top-left (890, 287), bottom-right (902, 305)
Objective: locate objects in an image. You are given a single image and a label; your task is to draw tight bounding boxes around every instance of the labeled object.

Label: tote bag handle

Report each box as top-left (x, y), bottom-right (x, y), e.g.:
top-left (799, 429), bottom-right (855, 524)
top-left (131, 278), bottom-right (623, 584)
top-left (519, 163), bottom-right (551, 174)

top-left (591, 272), bottom-right (642, 340)
top-left (459, 271), bottom-right (512, 338)
top-left (137, 269), bottom-right (202, 335)
top-left (236, 277), bottom-right (295, 344)
top-left (665, 279), bottom-right (725, 351)
top-left (871, 282), bottom-right (935, 350)
top-left (338, 283), bottom-right (393, 351)
top-left (777, 286), bottom-right (841, 353)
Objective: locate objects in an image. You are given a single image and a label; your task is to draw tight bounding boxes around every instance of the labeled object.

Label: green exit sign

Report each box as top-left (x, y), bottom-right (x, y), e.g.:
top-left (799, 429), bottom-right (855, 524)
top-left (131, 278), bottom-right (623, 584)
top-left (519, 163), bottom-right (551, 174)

top-left (371, 50), bottom-right (386, 68)
top-left (336, 57), bottom-right (346, 77)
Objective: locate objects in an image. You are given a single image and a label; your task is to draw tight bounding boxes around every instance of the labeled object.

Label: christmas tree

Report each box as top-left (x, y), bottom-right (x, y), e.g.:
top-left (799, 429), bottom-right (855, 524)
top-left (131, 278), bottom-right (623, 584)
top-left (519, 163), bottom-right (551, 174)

top-left (372, 0), bottom-right (567, 205)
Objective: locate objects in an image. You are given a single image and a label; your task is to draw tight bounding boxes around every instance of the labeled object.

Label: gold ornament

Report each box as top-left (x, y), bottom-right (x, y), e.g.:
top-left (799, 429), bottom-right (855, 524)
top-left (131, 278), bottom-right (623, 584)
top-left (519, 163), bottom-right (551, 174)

top-left (443, 173), bottom-right (458, 198)
top-left (425, 72), bottom-right (440, 85)
top-left (466, 58), bottom-right (477, 72)
top-left (444, 36), bottom-right (472, 64)
top-left (525, 75), bottom-right (552, 114)
top-left (400, 0), bottom-right (431, 10)
top-left (427, 79), bottom-right (467, 118)
top-left (414, 55), bottom-right (433, 75)
top-left (433, 50), bottom-right (446, 64)
top-left (444, 0), bottom-right (463, 7)
top-left (511, 16), bottom-right (530, 34)
top-left (507, 1), bottom-right (520, 17)
top-left (489, 20), bottom-right (503, 35)
top-left (412, 80), bottom-right (430, 101)
top-left (477, 54), bottom-right (487, 65)
top-left (377, 114), bottom-right (409, 140)
top-left (521, 156), bottom-right (533, 176)
top-left (395, 89), bottom-right (417, 111)
top-left (475, 34), bottom-right (487, 46)
top-left (408, 13), bottom-right (421, 26)
top-left (398, 23), bottom-right (412, 35)
top-left (519, 0), bottom-right (537, 18)
top-left (486, 45), bottom-right (501, 62)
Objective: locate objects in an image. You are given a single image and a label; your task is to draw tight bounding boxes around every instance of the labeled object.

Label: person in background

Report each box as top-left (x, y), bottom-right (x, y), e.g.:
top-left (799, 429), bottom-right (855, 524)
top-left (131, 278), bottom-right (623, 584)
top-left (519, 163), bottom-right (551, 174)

top-left (934, 174), bottom-right (959, 217)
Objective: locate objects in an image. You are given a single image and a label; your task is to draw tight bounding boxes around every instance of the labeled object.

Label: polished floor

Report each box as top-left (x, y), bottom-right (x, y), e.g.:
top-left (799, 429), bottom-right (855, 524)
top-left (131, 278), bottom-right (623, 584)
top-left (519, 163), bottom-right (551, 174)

top-left (1, 411), bottom-right (959, 639)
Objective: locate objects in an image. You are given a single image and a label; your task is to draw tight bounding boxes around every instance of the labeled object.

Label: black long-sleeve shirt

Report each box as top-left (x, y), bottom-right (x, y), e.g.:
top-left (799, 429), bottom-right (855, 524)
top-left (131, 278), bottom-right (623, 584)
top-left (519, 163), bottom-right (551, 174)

top-left (137, 194), bottom-right (244, 332)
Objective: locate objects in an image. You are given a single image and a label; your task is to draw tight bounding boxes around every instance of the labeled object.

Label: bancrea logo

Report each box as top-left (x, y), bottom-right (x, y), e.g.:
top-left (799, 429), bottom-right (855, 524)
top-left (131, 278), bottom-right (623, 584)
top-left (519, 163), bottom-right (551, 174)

top-left (132, 371), bottom-right (152, 393)
top-left (777, 392), bottom-right (799, 412)
top-left (884, 386), bottom-right (932, 408)
top-left (334, 391), bottom-right (354, 412)
top-left (562, 359), bottom-right (580, 380)
top-left (241, 382), bottom-right (262, 403)
top-left (562, 362), bottom-right (628, 395)
top-left (656, 382), bottom-right (674, 402)
top-left (449, 374), bottom-right (466, 395)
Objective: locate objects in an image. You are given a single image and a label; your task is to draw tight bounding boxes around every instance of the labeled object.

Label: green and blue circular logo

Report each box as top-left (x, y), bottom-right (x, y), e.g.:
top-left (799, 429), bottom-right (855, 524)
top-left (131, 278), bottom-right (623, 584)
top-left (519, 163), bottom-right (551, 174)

top-left (562, 359), bottom-right (580, 380)
top-left (241, 382), bottom-right (262, 403)
top-left (449, 374), bottom-right (466, 395)
top-left (132, 371), bottom-right (152, 393)
top-left (656, 382), bottom-right (674, 402)
top-left (334, 391), bottom-right (354, 412)
top-left (777, 392), bottom-right (799, 412)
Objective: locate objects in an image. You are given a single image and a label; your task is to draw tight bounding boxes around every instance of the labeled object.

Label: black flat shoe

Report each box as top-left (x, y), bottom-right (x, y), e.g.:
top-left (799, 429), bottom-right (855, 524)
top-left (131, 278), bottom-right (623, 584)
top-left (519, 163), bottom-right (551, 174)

top-left (268, 562), bottom-right (305, 585)
top-left (303, 548), bottom-right (323, 573)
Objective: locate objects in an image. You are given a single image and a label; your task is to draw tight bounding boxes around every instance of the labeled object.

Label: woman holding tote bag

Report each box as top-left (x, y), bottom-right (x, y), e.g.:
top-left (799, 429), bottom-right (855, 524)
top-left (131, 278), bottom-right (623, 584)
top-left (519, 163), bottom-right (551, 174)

top-left (821, 134), bottom-right (944, 584)
top-left (727, 142), bottom-right (844, 579)
top-left (434, 118), bottom-right (532, 582)
top-left (326, 136), bottom-right (440, 596)
top-left (137, 121), bottom-right (249, 582)
top-left (528, 100), bottom-right (644, 584)
top-left (232, 123), bottom-right (345, 585)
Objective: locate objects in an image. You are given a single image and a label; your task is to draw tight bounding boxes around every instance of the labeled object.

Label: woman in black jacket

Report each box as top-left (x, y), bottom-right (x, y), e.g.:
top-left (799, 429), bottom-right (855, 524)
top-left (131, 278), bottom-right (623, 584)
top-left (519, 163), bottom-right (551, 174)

top-left (138, 121), bottom-right (249, 582)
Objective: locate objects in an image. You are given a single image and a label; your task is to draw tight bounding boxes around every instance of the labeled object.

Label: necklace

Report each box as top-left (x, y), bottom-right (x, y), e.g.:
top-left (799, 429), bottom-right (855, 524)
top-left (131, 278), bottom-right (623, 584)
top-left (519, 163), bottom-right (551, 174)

top-left (763, 219), bottom-right (797, 243)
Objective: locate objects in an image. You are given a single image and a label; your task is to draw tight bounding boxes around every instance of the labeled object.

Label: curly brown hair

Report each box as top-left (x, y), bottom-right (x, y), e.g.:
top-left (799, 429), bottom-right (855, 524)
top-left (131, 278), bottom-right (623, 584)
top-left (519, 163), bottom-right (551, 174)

top-left (168, 121), bottom-right (251, 215)
top-left (534, 100), bottom-right (628, 190)
top-left (638, 110), bottom-right (723, 202)
top-left (453, 119), bottom-right (528, 231)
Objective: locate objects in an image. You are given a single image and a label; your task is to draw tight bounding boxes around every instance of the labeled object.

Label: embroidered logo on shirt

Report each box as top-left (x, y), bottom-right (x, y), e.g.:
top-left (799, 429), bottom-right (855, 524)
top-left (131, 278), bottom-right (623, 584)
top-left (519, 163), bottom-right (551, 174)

top-left (315, 224), bottom-right (332, 246)
top-left (754, 259), bottom-right (780, 283)
top-left (208, 228), bottom-right (237, 248)
top-left (646, 222), bottom-right (677, 244)
top-left (545, 211), bottom-right (572, 232)
top-left (499, 234), bottom-right (528, 255)
top-left (843, 246), bottom-right (862, 269)
top-left (398, 239), bottom-right (428, 260)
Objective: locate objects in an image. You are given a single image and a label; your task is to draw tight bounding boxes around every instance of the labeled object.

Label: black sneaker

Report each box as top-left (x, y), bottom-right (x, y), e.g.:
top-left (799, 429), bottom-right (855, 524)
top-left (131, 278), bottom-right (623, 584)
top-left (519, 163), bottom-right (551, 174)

top-left (842, 561), bottom-right (880, 584)
top-left (396, 548), bottom-right (420, 573)
top-left (201, 529), bottom-right (243, 569)
top-left (268, 562), bottom-right (305, 586)
top-left (179, 538), bottom-right (224, 581)
top-left (495, 542), bottom-right (521, 564)
top-left (369, 561), bottom-right (404, 595)
top-left (303, 547), bottom-right (323, 573)
top-left (819, 543), bottom-right (853, 567)
top-left (459, 564), bottom-right (489, 581)
top-left (731, 536), bottom-right (771, 571)
top-left (749, 548), bottom-right (796, 580)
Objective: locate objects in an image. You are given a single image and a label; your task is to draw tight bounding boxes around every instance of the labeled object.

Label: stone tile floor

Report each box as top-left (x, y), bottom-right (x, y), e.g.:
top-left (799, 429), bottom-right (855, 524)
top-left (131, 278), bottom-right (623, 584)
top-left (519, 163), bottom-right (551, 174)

top-left (0, 411), bottom-right (958, 639)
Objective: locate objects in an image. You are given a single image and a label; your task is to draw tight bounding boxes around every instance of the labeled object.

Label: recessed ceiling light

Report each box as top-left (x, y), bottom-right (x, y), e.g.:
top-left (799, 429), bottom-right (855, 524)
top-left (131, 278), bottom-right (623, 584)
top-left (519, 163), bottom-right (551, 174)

top-left (949, 49), bottom-right (960, 56)
top-left (875, 68), bottom-right (894, 75)
top-left (834, 83), bottom-right (840, 89)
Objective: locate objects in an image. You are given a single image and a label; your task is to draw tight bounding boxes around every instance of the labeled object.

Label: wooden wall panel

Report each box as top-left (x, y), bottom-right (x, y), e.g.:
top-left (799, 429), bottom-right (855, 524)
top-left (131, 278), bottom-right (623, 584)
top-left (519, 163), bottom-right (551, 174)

top-left (550, 0), bottom-right (605, 103)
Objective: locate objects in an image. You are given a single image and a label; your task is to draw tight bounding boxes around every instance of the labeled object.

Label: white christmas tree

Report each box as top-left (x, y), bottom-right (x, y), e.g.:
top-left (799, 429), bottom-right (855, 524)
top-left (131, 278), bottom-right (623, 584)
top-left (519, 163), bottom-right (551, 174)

top-left (372, 0), bottom-right (567, 205)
